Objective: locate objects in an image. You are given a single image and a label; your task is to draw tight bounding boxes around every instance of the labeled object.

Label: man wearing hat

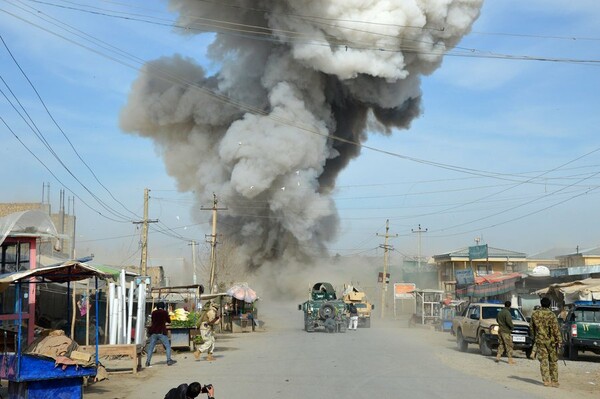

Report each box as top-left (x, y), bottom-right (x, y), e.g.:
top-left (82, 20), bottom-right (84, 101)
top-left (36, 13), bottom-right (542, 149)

top-left (194, 301), bottom-right (219, 361)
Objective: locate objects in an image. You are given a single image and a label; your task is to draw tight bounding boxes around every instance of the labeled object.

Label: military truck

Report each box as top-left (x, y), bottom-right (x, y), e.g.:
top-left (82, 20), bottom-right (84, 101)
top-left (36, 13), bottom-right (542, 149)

top-left (342, 285), bottom-right (374, 328)
top-left (298, 282), bottom-right (348, 333)
top-left (560, 303), bottom-right (600, 360)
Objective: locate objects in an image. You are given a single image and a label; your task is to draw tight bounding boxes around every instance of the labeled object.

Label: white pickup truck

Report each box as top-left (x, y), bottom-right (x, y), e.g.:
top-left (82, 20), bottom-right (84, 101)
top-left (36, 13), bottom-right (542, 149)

top-left (451, 302), bottom-right (533, 357)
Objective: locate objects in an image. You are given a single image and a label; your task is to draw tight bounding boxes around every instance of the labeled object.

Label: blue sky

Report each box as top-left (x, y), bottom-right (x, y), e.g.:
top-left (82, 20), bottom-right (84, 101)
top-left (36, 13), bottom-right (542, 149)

top-left (1, 0), bottom-right (599, 271)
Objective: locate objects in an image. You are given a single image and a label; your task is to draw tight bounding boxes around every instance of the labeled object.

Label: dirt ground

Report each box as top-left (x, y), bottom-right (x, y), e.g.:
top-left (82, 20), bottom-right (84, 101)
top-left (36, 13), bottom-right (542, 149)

top-left (406, 322), bottom-right (600, 399)
top-left (2, 311), bottom-right (597, 398)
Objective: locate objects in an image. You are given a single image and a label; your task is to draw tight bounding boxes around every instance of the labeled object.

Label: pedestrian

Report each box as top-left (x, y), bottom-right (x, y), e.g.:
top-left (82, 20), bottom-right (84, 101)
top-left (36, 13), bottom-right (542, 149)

top-left (145, 301), bottom-right (177, 367)
top-left (558, 306), bottom-right (569, 321)
top-left (531, 297), bottom-right (562, 388)
top-left (194, 301), bottom-right (219, 361)
top-left (348, 303), bottom-right (359, 330)
top-left (495, 300), bottom-right (515, 364)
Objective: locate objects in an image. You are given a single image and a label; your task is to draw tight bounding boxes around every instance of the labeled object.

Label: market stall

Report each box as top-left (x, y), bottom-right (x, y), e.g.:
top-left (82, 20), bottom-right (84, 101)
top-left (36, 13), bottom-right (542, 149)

top-left (150, 285), bottom-right (204, 350)
top-left (0, 261), bottom-right (111, 398)
top-left (226, 283), bottom-right (259, 332)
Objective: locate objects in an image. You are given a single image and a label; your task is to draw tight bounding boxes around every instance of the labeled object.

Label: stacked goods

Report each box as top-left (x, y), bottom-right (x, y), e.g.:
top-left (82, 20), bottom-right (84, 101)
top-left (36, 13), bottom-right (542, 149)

top-left (169, 308), bottom-right (200, 328)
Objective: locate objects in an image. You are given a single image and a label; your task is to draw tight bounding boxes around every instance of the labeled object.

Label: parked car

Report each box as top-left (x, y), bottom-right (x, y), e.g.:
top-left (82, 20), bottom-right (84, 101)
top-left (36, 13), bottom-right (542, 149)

top-left (560, 304), bottom-right (600, 360)
top-left (452, 302), bottom-right (533, 357)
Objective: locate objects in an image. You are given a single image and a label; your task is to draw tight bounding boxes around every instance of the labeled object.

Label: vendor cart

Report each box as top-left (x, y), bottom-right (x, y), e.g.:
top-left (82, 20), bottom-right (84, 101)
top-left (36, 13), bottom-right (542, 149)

top-left (0, 261), bottom-right (111, 399)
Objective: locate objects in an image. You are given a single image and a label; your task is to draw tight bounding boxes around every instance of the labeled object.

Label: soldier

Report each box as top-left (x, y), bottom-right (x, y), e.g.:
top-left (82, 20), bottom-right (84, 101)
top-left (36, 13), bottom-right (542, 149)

top-left (531, 297), bottom-right (562, 388)
top-left (495, 301), bottom-right (515, 364)
top-left (194, 301), bottom-right (220, 361)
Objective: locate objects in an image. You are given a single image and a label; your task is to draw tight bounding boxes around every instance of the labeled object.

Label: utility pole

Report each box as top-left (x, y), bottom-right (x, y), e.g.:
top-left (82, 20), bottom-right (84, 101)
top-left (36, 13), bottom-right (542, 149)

top-left (189, 240), bottom-right (198, 285)
top-left (411, 224), bottom-right (428, 271)
top-left (201, 194), bottom-right (227, 293)
top-left (133, 188), bottom-right (158, 276)
top-left (377, 219), bottom-right (397, 319)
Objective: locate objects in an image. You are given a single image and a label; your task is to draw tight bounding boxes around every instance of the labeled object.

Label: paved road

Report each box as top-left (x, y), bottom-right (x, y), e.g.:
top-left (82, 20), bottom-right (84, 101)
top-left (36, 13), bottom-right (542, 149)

top-left (84, 301), bottom-right (555, 399)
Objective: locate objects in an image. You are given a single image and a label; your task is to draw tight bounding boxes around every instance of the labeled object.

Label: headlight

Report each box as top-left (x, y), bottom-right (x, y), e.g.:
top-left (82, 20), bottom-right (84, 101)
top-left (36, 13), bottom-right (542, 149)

top-left (490, 325), bottom-right (499, 334)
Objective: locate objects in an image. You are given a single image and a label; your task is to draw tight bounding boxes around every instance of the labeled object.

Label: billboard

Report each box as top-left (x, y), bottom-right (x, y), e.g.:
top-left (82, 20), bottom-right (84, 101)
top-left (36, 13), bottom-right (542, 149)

top-left (468, 244), bottom-right (488, 260)
top-left (455, 269), bottom-right (475, 286)
top-left (394, 283), bottom-right (416, 299)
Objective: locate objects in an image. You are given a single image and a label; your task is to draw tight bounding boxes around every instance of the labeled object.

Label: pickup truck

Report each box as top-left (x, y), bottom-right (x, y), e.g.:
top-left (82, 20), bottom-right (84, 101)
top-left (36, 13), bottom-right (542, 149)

top-left (560, 304), bottom-right (600, 360)
top-left (452, 303), bottom-right (533, 357)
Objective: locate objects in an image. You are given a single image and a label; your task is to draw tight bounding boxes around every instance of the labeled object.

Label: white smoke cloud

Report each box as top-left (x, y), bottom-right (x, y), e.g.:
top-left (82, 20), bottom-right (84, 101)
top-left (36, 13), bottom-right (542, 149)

top-left (120, 0), bottom-right (482, 269)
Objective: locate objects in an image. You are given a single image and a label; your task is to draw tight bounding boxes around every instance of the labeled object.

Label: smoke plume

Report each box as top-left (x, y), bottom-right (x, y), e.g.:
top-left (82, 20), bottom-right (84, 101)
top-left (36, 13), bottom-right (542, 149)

top-left (120, 0), bottom-right (482, 269)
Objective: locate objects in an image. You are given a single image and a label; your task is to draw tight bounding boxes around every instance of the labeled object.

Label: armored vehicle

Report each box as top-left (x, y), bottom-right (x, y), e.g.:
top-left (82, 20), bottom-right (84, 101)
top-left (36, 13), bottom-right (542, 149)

top-left (342, 285), bottom-right (374, 328)
top-left (298, 282), bottom-right (348, 333)
top-left (560, 303), bottom-right (600, 360)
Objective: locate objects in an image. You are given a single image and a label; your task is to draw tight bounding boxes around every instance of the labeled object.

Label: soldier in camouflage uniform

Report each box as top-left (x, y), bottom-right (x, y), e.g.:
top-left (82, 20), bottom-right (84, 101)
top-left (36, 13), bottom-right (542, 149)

top-left (496, 301), bottom-right (515, 364)
top-left (530, 297), bottom-right (562, 388)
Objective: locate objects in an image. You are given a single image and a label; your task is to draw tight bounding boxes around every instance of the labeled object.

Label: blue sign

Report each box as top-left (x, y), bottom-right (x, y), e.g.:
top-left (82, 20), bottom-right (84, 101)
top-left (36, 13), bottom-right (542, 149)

top-left (455, 269), bottom-right (475, 286)
top-left (469, 244), bottom-right (488, 260)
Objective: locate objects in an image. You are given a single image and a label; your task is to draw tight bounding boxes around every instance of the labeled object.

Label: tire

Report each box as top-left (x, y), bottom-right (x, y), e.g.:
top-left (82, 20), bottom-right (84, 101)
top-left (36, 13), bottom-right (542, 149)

top-left (479, 332), bottom-right (493, 356)
top-left (364, 318), bottom-right (371, 328)
top-left (457, 330), bottom-right (468, 352)
top-left (319, 303), bottom-right (337, 319)
top-left (304, 319), bottom-right (315, 332)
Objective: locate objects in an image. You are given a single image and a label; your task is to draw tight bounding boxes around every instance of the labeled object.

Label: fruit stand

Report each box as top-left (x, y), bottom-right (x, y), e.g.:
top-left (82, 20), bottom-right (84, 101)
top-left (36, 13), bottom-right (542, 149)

top-left (150, 285), bottom-right (204, 350)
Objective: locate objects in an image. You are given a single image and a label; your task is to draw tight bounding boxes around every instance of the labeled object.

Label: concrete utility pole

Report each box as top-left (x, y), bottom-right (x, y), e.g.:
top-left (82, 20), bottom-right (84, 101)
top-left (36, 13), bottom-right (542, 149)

top-left (411, 224), bottom-right (428, 271)
top-left (133, 188), bottom-right (158, 276)
top-left (189, 240), bottom-right (198, 285)
top-left (377, 219), bottom-right (397, 319)
top-left (201, 194), bottom-right (227, 293)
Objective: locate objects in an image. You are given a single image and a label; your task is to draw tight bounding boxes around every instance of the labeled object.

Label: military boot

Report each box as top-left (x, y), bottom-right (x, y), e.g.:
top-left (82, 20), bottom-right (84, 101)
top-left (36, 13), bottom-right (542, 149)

top-left (508, 358), bottom-right (516, 365)
top-left (495, 353), bottom-right (501, 363)
top-left (206, 353), bottom-right (216, 361)
top-left (194, 350), bottom-right (201, 360)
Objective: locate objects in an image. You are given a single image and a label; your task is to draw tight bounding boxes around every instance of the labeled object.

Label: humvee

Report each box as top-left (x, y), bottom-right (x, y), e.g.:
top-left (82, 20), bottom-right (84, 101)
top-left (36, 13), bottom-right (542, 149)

top-left (298, 282), bottom-right (348, 333)
top-left (342, 285), bottom-right (374, 328)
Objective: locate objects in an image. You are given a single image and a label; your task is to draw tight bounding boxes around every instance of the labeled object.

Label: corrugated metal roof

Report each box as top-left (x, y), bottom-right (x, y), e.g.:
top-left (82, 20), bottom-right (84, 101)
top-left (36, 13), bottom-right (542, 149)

top-left (433, 246), bottom-right (527, 259)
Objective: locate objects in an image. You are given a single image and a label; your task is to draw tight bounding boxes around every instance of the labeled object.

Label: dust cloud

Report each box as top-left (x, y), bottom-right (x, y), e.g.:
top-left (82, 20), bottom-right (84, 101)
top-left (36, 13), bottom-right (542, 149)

top-left (120, 1), bottom-right (483, 273)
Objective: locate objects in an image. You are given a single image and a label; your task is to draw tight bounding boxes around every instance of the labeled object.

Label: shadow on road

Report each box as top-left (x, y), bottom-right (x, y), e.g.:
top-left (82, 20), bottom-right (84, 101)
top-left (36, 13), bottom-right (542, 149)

top-left (508, 375), bottom-right (544, 386)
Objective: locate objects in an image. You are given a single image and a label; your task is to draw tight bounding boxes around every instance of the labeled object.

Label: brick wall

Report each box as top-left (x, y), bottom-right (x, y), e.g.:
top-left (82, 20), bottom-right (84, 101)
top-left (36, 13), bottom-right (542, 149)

top-left (0, 203), bottom-right (42, 217)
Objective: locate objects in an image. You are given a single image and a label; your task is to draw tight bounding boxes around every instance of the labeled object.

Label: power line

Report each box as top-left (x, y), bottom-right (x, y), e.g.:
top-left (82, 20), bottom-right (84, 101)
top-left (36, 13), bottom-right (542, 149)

top-left (0, 33), bottom-right (140, 221)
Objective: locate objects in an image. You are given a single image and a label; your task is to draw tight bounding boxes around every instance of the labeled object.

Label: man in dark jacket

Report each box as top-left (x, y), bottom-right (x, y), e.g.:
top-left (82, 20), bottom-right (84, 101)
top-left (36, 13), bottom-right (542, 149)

top-left (146, 302), bottom-right (177, 367)
top-left (495, 300), bottom-right (515, 364)
top-left (348, 303), bottom-right (359, 330)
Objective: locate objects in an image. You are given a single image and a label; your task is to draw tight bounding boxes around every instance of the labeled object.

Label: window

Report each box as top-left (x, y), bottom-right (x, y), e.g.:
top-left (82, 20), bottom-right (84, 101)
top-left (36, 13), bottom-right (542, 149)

top-left (1, 242), bottom-right (31, 273)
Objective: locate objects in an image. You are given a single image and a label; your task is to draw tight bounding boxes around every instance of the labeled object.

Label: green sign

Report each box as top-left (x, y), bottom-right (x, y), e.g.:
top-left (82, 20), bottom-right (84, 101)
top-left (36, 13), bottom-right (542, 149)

top-left (468, 244), bottom-right (488, 260)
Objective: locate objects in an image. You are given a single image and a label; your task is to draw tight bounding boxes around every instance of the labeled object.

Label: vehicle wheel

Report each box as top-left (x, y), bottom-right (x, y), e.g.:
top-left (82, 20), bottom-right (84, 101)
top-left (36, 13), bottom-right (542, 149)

top-left (568, 343), bottom-right (578, 360)
top-left (525, 346), bottom-right (533, 359)
top-left (319, 303), bottom-right (337, 319)
top-left (305, 321), bottom-right (315, 332)
top-left (457, 330), bottom-right (468, 352)
top-left (364, 318), bottom-right (371, 328)
top-left (479, 333), bottom-right (493, 356)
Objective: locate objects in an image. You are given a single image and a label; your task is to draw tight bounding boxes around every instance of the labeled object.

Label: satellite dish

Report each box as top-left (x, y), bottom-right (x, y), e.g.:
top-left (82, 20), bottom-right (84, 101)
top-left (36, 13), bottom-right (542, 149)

top-left (530, 265), bottom-right (550, 277)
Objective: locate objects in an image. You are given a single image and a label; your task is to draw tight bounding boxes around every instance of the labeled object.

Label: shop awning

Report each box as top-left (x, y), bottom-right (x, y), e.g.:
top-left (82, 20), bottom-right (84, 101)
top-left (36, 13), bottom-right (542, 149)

top-left (534, 278), bottom-right (600, 304)
top-left (456, 272), bottom-right (523, 297)
top-left (0, 261), bottom-right (112, 291)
